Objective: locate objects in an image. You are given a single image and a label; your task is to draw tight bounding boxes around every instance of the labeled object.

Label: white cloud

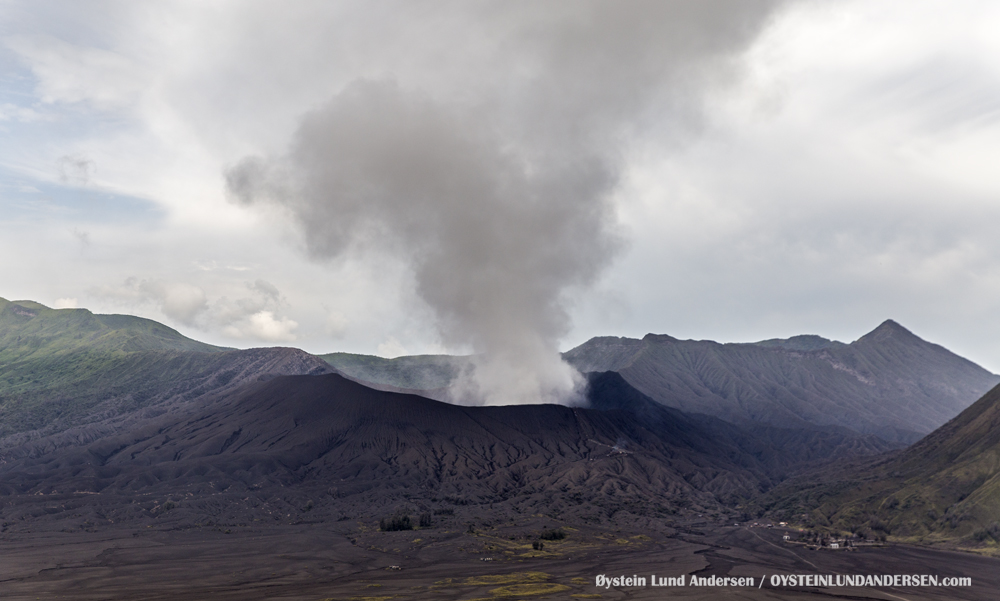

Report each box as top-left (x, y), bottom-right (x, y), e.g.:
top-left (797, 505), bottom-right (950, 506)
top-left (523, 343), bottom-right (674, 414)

top-left (376, 336), bottom-right (407, 359)
top-left (87, 276), bottom-right (306, 344)
top-left (5, 34), bottom-right (150, 108)
top-left (52, 297), bottom-right (77, 309)
top-left (0, 103), bottom-right (46, 123)
top-left (89, 278), bottom-right (207, 326)
top-left (158, 282), bottom-right (208, 325)
top-left (244, 310), bottom-right (298, 343)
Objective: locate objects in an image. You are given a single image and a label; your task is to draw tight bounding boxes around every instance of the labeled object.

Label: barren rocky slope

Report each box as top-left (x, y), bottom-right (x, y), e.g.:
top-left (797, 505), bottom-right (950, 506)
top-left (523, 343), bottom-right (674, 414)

top-left (0, 371), bottom-right (901, 536)
top-left (564, 320), bottom-right (999, 442)
top-left (323, 321), bottom-right (997, 443)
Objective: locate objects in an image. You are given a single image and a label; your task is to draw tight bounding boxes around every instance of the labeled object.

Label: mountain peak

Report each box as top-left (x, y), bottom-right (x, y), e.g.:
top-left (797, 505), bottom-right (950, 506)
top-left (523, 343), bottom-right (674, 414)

top-left (875, 318), bottom-right (907, 332)
top-left (857, 319), bottom-right (920, 344)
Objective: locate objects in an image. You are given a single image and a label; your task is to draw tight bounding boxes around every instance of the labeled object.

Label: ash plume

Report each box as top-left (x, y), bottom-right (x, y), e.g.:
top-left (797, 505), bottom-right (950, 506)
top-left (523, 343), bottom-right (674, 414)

top-left (226, 1), bottom-right (785, 405)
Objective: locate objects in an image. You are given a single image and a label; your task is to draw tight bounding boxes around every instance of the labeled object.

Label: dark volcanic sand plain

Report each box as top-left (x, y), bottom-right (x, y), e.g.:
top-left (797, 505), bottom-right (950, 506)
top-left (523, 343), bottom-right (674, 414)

top-left (2, 518), bottom-right (997, 601)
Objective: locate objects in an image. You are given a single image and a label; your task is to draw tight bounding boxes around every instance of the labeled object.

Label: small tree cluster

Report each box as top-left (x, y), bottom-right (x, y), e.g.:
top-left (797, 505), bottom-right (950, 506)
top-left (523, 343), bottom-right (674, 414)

top-left (419, 512), bottom-right (432, 528)
top-left (379, 514), bottom-right (413, 532)
top-left (972, 523), bottom-right (1000, 542)
top-left (869, 518), bottom-right (891, 535)
top-left (532, 541), bottom-right (545, 550)
top-left (539, 528), bottom-right (565, 541)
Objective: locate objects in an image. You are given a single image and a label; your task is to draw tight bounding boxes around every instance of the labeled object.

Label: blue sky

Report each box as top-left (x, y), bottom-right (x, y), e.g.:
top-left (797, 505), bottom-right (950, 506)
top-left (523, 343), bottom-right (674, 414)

top-left (2, 0), bottom-right (1000, 381)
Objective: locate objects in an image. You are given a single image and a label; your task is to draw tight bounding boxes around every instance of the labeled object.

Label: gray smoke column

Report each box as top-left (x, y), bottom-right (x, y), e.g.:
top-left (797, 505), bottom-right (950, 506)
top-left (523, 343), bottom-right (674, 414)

top-left (226, 1), bottom-right (786, 405)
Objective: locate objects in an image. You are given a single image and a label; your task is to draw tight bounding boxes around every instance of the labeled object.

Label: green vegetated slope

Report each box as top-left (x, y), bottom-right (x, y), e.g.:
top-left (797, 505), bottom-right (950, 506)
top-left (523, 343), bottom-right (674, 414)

top-left (765, 382), bottom-right (1000, 550)
top-left (0, 297), bottom-right (231, 436)
top-left (563, 320), bottom-right (999, 442)
top-left (320, 351), bottom-right (467, 391)
top-left (0, 297), bottom-right (223, 359)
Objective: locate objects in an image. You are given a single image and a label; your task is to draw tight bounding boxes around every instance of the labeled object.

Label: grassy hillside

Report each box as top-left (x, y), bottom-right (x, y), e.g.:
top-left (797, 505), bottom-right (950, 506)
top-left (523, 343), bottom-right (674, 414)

top-left (765, 382), bottom-right (1000, 551)
top-left (319, 351), bottom-right (466, 390)
top-left (0, 297), bottom-right (226, 436)
top-left (0, 297), bottom-right (337, 442)
top-left (0, 297), bottom-right (223, 361)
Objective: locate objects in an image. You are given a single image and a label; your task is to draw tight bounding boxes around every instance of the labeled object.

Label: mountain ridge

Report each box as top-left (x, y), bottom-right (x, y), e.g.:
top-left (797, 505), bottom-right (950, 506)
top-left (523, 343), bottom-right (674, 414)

top-left (319, 320), bottom-right (998, 443)
top-left (0, 297), bottom-right (226, 359)
top-left (563, 319), bottom-right (999, 442)
top-left (0, 297), bottom-right (333, 441)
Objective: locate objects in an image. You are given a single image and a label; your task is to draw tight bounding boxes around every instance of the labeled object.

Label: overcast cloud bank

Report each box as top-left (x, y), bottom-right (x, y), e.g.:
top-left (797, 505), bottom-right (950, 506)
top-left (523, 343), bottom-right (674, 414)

top-left (2, 1), bottom-right (1000, 375)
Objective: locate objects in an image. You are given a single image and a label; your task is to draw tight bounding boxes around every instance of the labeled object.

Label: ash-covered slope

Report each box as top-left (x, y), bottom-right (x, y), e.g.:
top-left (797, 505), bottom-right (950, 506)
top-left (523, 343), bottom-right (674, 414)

top-left (585, 370), bottom-right (898, 468)
top-left (768, 382), bottom-right (1000, 546)
top-left (1, 373), bottom-right (766, 502)
top-left (564, 320), bottom-right (999, 442)
top-left (0, 371), bottom-right (900, 534)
